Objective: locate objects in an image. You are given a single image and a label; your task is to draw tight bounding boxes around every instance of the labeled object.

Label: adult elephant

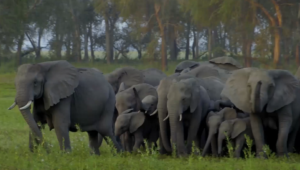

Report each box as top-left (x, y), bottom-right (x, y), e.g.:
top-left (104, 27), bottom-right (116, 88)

top-left (174, 56), bottom-right (243, 73)
top-left (221, 67), bottom-right (300, 157)
top-left (165, 78), bottom-right (211, 156)
top-left (7, 60), bottom-right (122, 155)
top-left (105, 67), bottom-right (166, 94)
top-left (115, 83), bottom-right (158, 151)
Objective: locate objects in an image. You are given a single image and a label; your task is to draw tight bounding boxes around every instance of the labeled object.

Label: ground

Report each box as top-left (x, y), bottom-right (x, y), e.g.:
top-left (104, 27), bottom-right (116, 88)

top-left (0, 62), bottom-right (299, 170)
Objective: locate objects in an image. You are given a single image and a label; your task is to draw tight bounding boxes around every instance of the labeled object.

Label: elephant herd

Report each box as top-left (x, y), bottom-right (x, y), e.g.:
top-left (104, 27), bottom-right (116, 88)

top-left (7, 57), bottom-right (300, 158)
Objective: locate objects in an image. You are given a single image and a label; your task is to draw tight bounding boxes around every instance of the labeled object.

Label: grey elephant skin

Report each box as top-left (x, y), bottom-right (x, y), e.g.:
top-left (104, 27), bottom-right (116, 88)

top-left (202, 107), bottom-right (244, 157)
top-left (9, 60), bottom-right (121, 155)
top-left (218, 117), bottom-right (253, 158)
top-left (115, 109), bottom-right (159, 152)
top-left (105, 67), bottom-right (166, 94)
top-left (221, 67), bottom-right (300, 157)
top-left (115, 83), bottom-right (158, 151)
top-left (166, 78), bottom-right (211, 156)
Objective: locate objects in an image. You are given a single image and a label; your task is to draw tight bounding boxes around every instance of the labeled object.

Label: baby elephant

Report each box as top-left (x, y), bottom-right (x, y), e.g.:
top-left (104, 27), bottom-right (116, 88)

top-left (218, 118), bottom-right (253, 158)
top-left (115, 109), bottom-right (159, 152)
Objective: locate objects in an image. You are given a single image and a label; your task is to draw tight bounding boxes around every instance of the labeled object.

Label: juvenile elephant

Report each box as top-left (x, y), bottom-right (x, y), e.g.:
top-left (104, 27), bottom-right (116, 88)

top-left (8, 60), bottom-right (122, 155)
top-left (202, 107), bottom-right (242, 157)
top-left (115, 109), bottom-right (159, 152)
top-left (221, 67), bottom-right (300, 157)
top-left (166, 78), bottom-right (211, 156)
top-left (218, 118), bottom-right (253, 158)
top-left (115, 83), bottom-right (158, 151)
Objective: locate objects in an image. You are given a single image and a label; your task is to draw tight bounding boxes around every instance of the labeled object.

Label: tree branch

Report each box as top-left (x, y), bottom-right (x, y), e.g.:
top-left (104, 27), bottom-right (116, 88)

top-left (270, 0), bottom-right (282, 26)
top-left (246, 0), bottom-right (276, 26)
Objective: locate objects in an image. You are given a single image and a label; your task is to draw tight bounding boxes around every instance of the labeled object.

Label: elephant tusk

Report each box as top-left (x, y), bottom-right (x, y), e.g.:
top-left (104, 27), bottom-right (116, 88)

top-left (149, 109), bottom-right (158, 116)
top-left (19, 101), bottom-right (32, 110)
top-left (179, 114), bottom-right (182, 121)
top-left (163, 115), bottom-right (169, 121)
top-left (8, 102), bottom-right (16, 110)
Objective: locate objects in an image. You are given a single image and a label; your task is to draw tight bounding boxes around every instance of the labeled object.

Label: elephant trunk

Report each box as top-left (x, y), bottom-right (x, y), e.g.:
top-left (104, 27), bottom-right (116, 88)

top-left (168, 108), bottom-right (184, 152)
top-left (157, 99), bottom-right (172, 152)
top-left (16, 89), bottom-right (43, 143)
top-left (218, 130), bottom-right (225, 155)
top-left (253, 81), bottom-right (268, 114)
top-left (202, 129), bottom-right (216, 156)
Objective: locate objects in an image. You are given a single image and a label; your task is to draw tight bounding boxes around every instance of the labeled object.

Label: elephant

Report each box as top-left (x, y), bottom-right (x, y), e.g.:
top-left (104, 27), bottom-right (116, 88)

top-left (115, 109), bottom-right (159, 152)
top-left (174, 56), bottom-right (242, 73)
top-left (7, 60), bottom-right (122, 155)
top-left (115, 83), bottom-right (158, 151)
top-left (165, 78), bottom-right (211, 156)
top-left (105, 67), bottom-right (166, 94)
top-left (221, 67), bottom-right (300, 157)
top-left (202, 107), bottom-right (243, 157)
top-left (218, 118), bottom-right (253, 158)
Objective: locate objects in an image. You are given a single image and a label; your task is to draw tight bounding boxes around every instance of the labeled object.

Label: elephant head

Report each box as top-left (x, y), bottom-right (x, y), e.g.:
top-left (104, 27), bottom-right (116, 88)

top-left (141, 95), bottom-right (158, 115)
top-left (221, 68), bottom-right (299, 114)
top-left (8, 60), bottom-right (79, 144)
top-left (114, 109), bottom-right (145, 136)
top-left (202, 107), bottom-right (237, 156)
top-left (174, 61), bottom-right (200, 73)
top-left (105, 67), bottom-right (144, 94)
top-left (218, 118), bottom-right (249, 155)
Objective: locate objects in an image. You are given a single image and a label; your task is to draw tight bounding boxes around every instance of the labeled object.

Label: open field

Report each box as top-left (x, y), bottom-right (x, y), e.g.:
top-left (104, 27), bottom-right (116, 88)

top-left (0, 62), bottom-right (300, 170)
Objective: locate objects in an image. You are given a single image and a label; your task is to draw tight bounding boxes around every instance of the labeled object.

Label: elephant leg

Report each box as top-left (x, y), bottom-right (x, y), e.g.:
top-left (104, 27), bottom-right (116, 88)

top-left (133, 130), bottom-right (144, 152)
top-left (250, 114), bottom-right (265, 157)
top-left (186, 112), bottom-right (202, 154)
top-left (124, 132), bottom-right (133, 152)
top-left (234, 134), bottom-right (246, 158)
top-left (211, 134), bottom-right (218, 156)
top-left (277, 110), bottom-right (292, 157)
top-left (148, 129), bottom-right (159, 150)
top-left (51, 98), bottom-right (72, 152)
top-left (88, 131), bottom-right (100, 155)
top-left (97, 134), bottom-right (103, 148)
top-left (287, 122), bottom-right (300, 153)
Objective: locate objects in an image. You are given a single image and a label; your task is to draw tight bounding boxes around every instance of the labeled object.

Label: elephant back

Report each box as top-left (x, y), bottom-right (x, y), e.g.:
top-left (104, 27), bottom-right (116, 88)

top-left (197, 77), bottom-right (224, 101)
top-left (142, 68), bottom-right (167, 87)
top-left (209, 56), bottom-right (243, 71)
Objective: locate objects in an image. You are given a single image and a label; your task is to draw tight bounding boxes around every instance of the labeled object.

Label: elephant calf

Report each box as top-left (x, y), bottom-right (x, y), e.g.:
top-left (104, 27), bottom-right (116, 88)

top-left (218, 117), bottom-right (253, 158)
top-left (115, 109), bottom-right (159, 152)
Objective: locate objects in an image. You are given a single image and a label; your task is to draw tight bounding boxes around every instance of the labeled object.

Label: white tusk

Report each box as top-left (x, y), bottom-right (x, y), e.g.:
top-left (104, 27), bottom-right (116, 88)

top-left (8, 102), bottom-right (16, 110)
top-left (163, 115), bottom-right (169, 121)
top-left (149, 109), bottom-right (158, 116)
top-left (19, 101), bottom-right (32, 110)
top-left (179, 114), bottom-right (182, 121)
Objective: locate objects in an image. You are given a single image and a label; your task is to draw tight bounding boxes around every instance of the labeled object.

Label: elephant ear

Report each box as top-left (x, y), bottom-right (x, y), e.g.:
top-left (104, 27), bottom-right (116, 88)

top-left (221, 68), bottom-right (256, 113)
top-left (133, 87), bottom-right (145, 112)
top-left (129, 112), bottom-right (145, 133)
top-left (223, 108), bottom-right (237, 120)
top-left (190, 85), bottom-right (201, 113)
top-left (231, 119), bottom-right (246, 139)
top-left (42, 61), bottom-right (79, 110)
top-left (118, 82), bottom-right (127, 93)
top-left (267, 70), bottom-right (300, 113)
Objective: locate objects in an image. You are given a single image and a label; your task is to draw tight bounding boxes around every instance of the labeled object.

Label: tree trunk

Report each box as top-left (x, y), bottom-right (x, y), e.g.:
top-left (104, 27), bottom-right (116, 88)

top-left (208, 28), bottom-right (212, 59)
top-left (169, 26), bottom-right (178, 61)
top-left (65, 33), bottom-right (71, 60)
top-left (88, 23), bottom-right (95, 62)
top-left (105, 14), bottom-right (113, 64)
top-left (83, 25), bottom-right (89, 62)
top-left (192, 28), bottom-right (197, 59)
top-left (296, 45), bottom-right (300, 67)
top-left (273, 29), bottom-right (280, 68)
top-left (16, 34), bottom-right (24, 66)
top-left (195, 31), bottom-right (199, 59)
top-left (185, 16), bottom-right (191, 60)
top-left (154, 3), bottom-right (167, 71)
top-left (35, 28), bottom-right (43, 61)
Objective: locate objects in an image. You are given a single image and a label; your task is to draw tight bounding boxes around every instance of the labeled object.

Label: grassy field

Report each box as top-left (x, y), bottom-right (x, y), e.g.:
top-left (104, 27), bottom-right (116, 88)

top-left (0, 62), bottom-right (300, 170)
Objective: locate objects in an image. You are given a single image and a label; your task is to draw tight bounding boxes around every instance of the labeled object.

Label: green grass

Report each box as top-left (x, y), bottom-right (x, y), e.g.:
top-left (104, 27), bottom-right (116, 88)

top-left (0, 62), bottom-right (300, 170)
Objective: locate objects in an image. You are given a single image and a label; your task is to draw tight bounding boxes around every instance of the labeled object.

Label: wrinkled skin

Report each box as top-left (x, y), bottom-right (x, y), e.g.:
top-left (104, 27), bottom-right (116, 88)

top-left (202, 107), bottom-right (242, 157)
top-left (166, 78), bottom-right (211, 156)
top-left (221, 68), bottom-right (300, 157)
top-left (218, 118), bottom-right (252, 158)
top-left (10, 60), bottom-right (122, 155)
top-left (115, 83), bottom-right (158, 151)
top-left (115, 109), bottom-right (159, 152)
